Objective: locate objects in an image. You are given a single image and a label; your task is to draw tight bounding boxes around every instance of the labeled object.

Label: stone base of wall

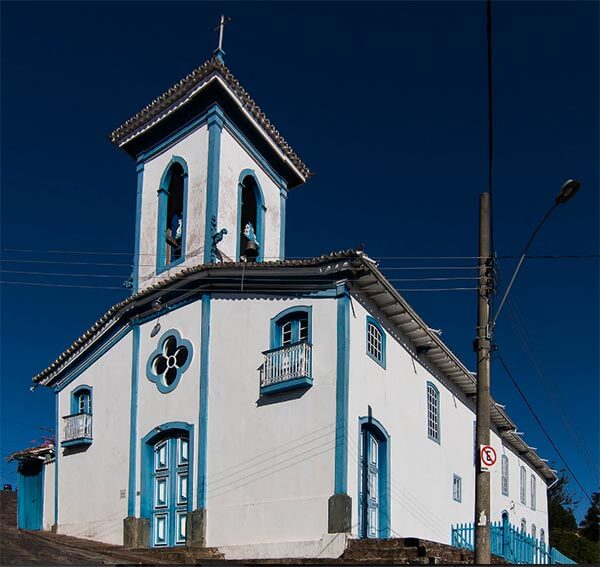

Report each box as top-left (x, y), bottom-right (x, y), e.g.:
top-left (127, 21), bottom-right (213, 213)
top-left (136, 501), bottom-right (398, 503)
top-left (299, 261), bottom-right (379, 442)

top-left (186, 508), bottom-right (207, 547)
top-left (219, 533), bottom-right (348, 560)
top-left (328, 494), bottom-right (352, 533)
top-left (123, 517), bottom-right (149, 549)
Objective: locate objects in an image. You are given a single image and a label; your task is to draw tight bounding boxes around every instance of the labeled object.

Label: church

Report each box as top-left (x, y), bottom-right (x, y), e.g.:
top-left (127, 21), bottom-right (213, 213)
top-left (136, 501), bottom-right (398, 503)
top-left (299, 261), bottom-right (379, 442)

top-left (14, 42), bottom-right (555, 559)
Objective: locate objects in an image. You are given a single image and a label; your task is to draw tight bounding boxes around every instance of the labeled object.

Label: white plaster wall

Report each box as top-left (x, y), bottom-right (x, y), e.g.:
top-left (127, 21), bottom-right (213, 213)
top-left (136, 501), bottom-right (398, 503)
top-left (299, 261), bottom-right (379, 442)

top-left (42, 460), bottom-right (55, 531)
top-left (217, 129), bottom-right (282, 262)
top-left (346, 296), bottom-right (549, 545)
top-left (135, 301), bottom-right (203, 512)
top-left (206, 296), bottom-right (337, 547)
top-left (56, 333), bottom-right (133, 544)
top-left (137, 126), bottom-right (209, 290)
top-left (491, 445), bottom-right (549, 539)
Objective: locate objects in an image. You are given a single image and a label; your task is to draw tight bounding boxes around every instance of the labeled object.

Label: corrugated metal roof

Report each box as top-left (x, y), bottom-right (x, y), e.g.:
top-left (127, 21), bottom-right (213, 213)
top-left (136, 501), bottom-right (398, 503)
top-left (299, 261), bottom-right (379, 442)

top-left (109, 55), bottom-right (311, 182)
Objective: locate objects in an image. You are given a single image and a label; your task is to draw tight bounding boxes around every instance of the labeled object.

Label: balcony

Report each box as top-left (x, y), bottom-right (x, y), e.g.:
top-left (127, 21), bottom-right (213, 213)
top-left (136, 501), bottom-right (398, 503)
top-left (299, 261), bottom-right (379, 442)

top-left (260, 341), bottom-right (312, 395)
top-left (62, 413), bottom-right (93, 447)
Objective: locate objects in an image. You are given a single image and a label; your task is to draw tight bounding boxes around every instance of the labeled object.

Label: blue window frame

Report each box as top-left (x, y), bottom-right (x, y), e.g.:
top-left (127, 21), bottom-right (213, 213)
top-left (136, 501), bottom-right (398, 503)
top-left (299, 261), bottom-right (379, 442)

top-left (146, 330), bottom-right (193, 394)
top-left (70, 385), bottom-right (92, 415)
top-left (501, 454), bottom-right (509, 496)
top-left (520, 465), bottom-right (526, 504)
top-left (366, 316), bottom-right (386, 368)
top-left (453, 474), bottom-right (462, 502)
top-left (426, 381), bottom-right (440, 443)
top-left (261, 306), bottom-right (313, 395)
top-left (157, 157), bottom-right (188, 273)
top-left (530, 474), bottom-right (536, 510)
top-left (270, 306), bottom-right (312, 349)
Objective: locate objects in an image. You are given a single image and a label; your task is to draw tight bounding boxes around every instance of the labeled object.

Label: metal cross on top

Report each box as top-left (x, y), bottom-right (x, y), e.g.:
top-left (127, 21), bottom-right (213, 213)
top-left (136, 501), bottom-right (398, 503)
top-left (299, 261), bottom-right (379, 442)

top-left (214, 15), bottom-right (231, 58)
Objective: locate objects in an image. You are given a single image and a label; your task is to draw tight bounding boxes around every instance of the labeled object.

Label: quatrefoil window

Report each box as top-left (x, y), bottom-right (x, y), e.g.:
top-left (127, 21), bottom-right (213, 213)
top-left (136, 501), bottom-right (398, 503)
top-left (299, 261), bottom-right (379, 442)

top-left (146, 330), bottom-right (193, 393)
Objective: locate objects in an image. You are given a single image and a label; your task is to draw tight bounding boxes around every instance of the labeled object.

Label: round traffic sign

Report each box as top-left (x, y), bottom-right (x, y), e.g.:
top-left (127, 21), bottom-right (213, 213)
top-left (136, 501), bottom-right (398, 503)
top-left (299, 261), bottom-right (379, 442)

top-left (481, 445), bottom-right (497, 467)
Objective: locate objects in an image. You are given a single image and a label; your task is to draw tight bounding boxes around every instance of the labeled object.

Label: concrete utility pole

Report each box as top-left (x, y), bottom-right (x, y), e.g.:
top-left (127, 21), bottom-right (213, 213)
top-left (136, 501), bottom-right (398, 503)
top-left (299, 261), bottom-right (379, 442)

top-left (474, 192), bottom-right (492, 564)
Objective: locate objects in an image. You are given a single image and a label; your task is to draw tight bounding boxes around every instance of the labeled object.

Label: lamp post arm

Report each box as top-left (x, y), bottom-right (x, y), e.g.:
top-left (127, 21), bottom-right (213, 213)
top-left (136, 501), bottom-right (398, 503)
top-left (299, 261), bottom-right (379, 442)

top-left (491, 202), bottom-right (558, 328)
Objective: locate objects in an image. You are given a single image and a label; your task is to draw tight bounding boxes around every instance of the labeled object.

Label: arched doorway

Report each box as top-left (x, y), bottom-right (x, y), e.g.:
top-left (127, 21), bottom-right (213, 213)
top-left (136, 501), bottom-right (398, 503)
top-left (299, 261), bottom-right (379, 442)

top-left (141, 422), bottom-right (194, 547)
top-left (358, 416), bottom-right (390, 539)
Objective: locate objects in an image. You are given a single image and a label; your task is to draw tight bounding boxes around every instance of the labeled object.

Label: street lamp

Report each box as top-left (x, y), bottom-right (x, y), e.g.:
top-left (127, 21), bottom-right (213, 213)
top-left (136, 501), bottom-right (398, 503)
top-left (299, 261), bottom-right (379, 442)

top-left (492, 179), bottom-right (581, 328)
top-left (474, 179), bottom-right (580, 564)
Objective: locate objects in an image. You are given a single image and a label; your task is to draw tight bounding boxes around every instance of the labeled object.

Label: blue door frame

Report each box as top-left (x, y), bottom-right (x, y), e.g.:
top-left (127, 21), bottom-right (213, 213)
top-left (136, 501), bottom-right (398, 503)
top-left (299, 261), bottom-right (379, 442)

top-left (141, 422), bottom-right (194, 548)
top-left (17, 461), bottom-right (44, 531)
top-left (358, 416), bottom-right (391, 539)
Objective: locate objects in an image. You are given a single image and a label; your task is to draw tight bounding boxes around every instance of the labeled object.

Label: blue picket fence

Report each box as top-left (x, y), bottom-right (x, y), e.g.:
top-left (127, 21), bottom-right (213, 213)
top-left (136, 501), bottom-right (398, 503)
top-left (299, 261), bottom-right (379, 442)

top-left (451, 522), bottom-right (576, 564)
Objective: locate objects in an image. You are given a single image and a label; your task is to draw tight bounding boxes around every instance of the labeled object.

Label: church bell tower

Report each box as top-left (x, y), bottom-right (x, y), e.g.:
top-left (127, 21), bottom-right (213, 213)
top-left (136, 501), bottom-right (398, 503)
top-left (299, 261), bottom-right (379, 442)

top-left (109, 39), bottom-right (311, 293)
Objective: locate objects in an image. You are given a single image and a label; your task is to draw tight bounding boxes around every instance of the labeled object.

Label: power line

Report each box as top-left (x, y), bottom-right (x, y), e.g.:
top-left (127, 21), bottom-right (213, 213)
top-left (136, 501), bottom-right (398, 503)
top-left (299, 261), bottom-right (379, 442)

top-left (0, 280), bottom-right (479, 292)
top-left (1, 270), bottom-right (129, 279)
top-left (506, 300), bottom-right (600, 478)
top-left (0, 269), bottom-right (479, 283)
top-left (493, 354), bottom-right (592, 505)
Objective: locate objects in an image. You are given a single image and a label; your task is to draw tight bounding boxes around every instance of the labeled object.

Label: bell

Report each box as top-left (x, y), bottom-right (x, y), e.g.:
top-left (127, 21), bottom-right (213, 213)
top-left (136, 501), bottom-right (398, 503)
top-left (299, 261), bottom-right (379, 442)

top-left (243, 240), bottom-right (259, 261)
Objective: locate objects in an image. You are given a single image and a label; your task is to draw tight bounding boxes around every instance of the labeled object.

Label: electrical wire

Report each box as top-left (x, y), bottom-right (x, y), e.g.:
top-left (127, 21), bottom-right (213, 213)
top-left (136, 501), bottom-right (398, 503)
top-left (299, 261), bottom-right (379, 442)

top-left (493, 354), bottom-right (592, 504)
top-left (1, 270), bottom-right (130, 279)
top-left (0, 280), bottom-right (480, 292)
top-left (0, 269), bottom-right (479, 283)
top-left (506, 300), bottom-right (600, 478)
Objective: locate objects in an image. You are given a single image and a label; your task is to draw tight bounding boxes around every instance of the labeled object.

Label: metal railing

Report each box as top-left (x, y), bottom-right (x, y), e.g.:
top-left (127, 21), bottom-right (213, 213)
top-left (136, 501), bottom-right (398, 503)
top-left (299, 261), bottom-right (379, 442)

top-left (451, 522), bottom-right (576, 564)
top-left (261, 341), bottom-right (311, 389)
top-left (63, 413), bottom-right (93, 443)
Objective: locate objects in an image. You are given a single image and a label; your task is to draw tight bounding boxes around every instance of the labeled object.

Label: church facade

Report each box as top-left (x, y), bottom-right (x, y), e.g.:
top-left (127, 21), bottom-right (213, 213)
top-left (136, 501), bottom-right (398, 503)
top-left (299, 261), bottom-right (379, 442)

top-left (25, 51), bottom-right (555, 559)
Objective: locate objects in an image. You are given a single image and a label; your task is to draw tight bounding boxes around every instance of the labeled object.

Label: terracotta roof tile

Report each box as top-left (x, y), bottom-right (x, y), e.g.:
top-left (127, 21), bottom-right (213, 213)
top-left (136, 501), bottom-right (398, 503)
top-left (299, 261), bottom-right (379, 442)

top-left (109, 56), bottom-right (311, 181)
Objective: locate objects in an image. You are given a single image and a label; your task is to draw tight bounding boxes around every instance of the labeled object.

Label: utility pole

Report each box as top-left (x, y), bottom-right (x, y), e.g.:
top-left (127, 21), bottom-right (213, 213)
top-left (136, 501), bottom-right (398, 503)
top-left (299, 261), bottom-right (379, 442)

top-left (475, 192), bottom-right (492, 564)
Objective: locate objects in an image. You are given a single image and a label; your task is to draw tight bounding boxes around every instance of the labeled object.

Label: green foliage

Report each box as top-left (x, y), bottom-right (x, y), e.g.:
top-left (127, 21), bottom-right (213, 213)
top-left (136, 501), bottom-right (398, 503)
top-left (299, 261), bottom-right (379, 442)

top-left (548, 472), bottom-right (578, 532)
top-left (551, 529), bottom-right (600, 565)
top-left (579, 491), bottom-right (600, 543)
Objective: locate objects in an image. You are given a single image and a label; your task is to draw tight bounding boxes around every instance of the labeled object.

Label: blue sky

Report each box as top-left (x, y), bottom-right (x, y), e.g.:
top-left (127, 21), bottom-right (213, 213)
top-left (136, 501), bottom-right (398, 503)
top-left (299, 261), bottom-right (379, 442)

top-left (1, 1), bottom-right (598, 520)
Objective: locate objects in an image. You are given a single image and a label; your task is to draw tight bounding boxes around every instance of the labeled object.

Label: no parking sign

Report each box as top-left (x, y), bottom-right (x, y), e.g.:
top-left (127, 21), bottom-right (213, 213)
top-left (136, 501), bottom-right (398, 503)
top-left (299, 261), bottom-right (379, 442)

top-left (480, 445), bottom-right (497, 472)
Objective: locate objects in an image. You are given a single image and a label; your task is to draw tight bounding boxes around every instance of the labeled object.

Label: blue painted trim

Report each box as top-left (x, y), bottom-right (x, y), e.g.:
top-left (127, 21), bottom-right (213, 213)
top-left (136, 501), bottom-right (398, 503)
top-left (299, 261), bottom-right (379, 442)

top-left (279, 188), bottom-right (287, 260)
top-left (61, 438), bottom-right (93, 448)
top-left (136, 104), bottom-right (287, 190)
top-left (269, 305), bottom-right (312, 348)
top-left (133, 296), bottom-right (199, 326)
top-left (204, 107), bottom-right (224, 263)
top-left (426, 381), bottom-right (441, 444)
top-left (140, 421), bottom-right (194, 533)
top-left (127, 324), bottom-right (141, 516)
top-left (197, 295), bottom-right (211, 508)
top-left (133, 162), bottom-right (144, 294)
top-left (69, 384), bottom-right (93, 415)
top-left (365, 316), bottom-right (386, 369)
top-left (501, 454), bottom-right (509, 496)
top-left (358, 415), bottom-right (391, 539)
top-left (520, 465), bottom-right (527, 504)
top-left (54, 392), bottom-right (59, 526)
top-left (55, 325), bottom-right (132, 392)
top-left (145, 329), bottom-right (194, 394)
top-left (453, 474), bottom-right (462, 502)
top-left (156, 156), bottom-right (189, 275)
top-left (334, 285), bottom-right (350, 494)
top-left (260, 376), bottom-right (313, 395)
top-left (236, 169), bottom-right (266, 262)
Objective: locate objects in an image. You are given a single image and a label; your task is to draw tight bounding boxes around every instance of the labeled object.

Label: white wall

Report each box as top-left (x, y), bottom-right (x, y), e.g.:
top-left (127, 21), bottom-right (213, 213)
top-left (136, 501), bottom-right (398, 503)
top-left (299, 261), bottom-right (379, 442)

top-left (137, 125), bottom-right (209, 290)
top-left (346, 295), bottom-right (549, 544)
top-left (217, 129), bottom-right (282, 262)
top-left (56, 333), bottom-right (133, 544)
top-left (205, 296), bottom-right (337, 546)
top-left (42, 459), bottom-right (55, 531)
